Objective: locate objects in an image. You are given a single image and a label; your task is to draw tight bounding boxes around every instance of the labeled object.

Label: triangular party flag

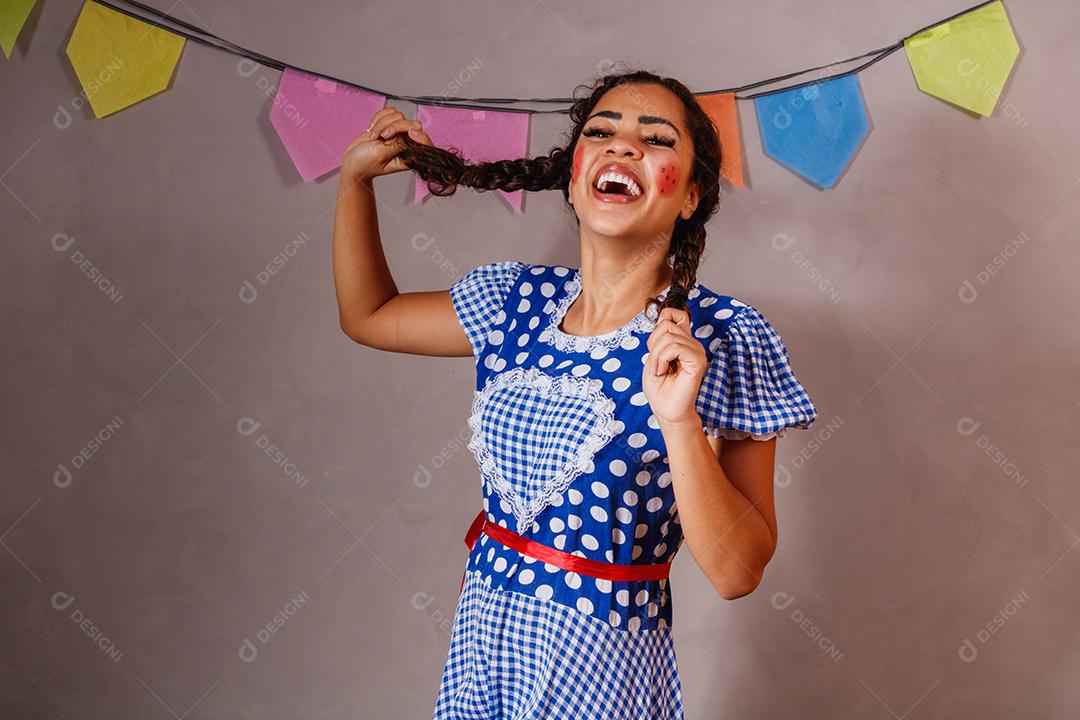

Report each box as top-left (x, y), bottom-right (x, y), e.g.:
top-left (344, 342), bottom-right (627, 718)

top-left (413, 105), bottom-right (531, 213)
top-left (903, 0), bottom-right (1019, 117)
top-left (270, 68), bottom-right (387, 182)
top-left (0, 0), bottom-right (37, 58)
top-left (753, 74), bottom-right (869, 189)
top-left (65, 0), bottom-right (185, 118)
top-left (695, 92), bottom-right (746, 189)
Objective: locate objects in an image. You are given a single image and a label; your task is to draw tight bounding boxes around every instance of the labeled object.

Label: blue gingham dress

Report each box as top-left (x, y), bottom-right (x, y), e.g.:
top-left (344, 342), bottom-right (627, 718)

top-left (433, 262), bottom-right (818, 720)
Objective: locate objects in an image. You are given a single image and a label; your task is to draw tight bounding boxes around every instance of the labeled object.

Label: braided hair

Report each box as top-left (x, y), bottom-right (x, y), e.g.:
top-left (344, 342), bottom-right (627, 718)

top-left (396, 68), bottom-right (723, 318)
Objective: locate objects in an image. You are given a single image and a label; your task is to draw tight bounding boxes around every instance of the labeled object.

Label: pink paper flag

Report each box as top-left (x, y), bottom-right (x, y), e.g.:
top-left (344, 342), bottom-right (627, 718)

top-left (414, 105), bottom-right (531, 213)
top-left (270, 68), bottom-right (386, 182)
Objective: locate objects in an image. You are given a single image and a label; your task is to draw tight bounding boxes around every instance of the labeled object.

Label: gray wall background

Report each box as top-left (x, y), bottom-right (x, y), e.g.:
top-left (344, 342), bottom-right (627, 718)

top-left (3, 0), bottom-right (1078, 717)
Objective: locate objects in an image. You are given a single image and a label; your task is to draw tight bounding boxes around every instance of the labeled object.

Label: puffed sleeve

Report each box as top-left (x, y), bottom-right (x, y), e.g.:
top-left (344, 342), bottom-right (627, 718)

top-left (449, 261), bottom-right (529, 358)
top-left (695, 303), bottom-right (818, 441)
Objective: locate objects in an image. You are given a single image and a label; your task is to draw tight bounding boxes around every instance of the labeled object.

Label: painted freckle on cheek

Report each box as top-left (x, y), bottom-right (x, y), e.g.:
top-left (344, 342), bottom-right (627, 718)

top-left (657, 162), bottom-right (679, 196)
top-left (571, 145), bottom-right (584, 186)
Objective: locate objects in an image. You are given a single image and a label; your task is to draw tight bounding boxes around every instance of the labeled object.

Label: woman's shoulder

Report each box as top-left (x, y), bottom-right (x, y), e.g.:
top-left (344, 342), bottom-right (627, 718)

top-left (684, 282), bottom-right (758, 349)
top-left (521, 262), bottom-right (573, 280)
top-left (470, 261), bottom-right (575, 288)
top-left (687, 282), bottom-right (808, 369)
top-left (689, 281), bottom-right (819, 438)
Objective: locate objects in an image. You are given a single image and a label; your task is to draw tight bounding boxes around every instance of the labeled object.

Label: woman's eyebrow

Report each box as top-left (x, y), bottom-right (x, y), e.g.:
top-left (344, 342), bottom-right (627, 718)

top-left (586, 110), bottom-right (681, 138)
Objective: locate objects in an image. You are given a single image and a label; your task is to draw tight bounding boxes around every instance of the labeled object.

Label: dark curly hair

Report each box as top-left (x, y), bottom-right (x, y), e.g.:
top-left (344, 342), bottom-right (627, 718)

top-left (396, 68), bottom-right (723, 318)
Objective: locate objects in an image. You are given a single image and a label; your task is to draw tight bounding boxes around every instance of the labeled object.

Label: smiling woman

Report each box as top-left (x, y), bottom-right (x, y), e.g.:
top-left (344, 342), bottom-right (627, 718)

top-left (331, 68), bottom-right (819, 720)
top-left (381, 71), bottom-right (724, 325)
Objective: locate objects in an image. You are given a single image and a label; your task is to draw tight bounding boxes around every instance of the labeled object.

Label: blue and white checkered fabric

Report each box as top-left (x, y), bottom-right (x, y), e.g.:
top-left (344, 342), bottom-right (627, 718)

top-left (470, 367), bottom-right (616, 535)
top-left (450, 261), bottom-right (529, 359)
top-left (432, 569), bottom-right (684, 720)
top-left (481, 374), bottom-right (600, 501)
top-left (695, 303), bottom-right (818, 440)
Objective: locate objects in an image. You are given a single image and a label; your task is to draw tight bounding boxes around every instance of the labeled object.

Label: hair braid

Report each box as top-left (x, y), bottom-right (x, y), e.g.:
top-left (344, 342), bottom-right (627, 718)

top-left (398, 140), bottom-right (572, 195)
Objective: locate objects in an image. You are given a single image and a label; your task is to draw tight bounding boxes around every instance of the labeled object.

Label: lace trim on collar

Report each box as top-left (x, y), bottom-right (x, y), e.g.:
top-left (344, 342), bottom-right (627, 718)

top-left (539, 270), bottom-right (686, 354)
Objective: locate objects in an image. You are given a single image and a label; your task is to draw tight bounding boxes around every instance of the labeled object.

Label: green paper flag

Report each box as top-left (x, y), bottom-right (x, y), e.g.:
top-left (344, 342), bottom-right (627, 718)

top-left (1, 0), bottom-right (38, 58)
top-left (904, 0), bottom-right (1020, 117)
top-left (65, 0), bottom-right (185, 118)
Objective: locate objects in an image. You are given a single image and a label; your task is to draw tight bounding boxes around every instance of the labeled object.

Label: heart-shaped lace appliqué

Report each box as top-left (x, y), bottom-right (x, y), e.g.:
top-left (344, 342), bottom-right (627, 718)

top-left (466, 366), bottom-right (618, 535)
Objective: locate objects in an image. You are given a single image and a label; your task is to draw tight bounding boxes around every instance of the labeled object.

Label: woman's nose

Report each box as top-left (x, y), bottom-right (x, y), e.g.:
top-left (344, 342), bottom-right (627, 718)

top-left (604, 135), bottom-right (643, 159)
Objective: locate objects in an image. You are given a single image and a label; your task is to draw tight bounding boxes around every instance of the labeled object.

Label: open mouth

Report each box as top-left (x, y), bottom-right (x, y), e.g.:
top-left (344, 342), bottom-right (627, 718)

top-left (591, 164), bottom-right (645, 203)
top-left (594, 172), bottom-right (642, 196)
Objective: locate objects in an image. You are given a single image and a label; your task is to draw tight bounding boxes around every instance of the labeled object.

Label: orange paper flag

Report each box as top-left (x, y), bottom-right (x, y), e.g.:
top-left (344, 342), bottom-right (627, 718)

top-left (695, 91), bottom-right (745, 189)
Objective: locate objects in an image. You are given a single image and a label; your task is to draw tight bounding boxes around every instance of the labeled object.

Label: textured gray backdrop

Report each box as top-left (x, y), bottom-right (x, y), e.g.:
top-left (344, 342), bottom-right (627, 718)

top-left (3, 0), bottom-right (1078, 717)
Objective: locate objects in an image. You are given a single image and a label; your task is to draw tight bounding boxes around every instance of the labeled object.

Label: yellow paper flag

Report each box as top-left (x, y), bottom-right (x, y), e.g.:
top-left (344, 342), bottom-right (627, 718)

top-left (903, 0), bottom-right (1020, 117)
top-left (1, 0), bottom-right (38, 58)
top-left (65, 0), bottom-right (185, 118)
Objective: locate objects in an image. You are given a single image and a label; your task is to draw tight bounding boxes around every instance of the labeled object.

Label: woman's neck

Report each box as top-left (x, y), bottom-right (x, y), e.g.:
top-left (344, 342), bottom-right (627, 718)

top-left (564, 263), bottom-right (673, 336)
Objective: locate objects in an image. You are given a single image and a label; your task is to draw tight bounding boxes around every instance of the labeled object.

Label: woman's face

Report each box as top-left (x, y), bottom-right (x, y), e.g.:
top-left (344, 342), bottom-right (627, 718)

top-left (568, 82), bottom-right (700, 242)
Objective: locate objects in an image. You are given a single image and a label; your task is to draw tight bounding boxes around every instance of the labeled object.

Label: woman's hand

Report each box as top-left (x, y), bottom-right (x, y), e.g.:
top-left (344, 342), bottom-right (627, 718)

top-left (341, 106), bottom-right (433, 181)
top-left (642, 306), bottom-right (708, 430)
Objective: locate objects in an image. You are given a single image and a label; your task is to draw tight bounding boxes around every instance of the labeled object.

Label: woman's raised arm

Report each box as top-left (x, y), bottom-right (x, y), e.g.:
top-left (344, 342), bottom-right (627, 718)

top-left (331, 107), bottom-right (472, 357)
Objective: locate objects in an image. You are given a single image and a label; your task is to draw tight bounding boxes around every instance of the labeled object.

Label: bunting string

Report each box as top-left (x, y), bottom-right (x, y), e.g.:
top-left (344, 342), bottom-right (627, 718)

top-left (85, 0), bottom-right (998, 107)
top-left (3, 0), bottom-right (1021, 197)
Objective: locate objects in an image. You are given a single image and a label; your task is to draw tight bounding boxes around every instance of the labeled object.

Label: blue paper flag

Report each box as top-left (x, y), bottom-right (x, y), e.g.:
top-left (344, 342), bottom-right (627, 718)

top-left (754, 74), bottom-right (869, 189)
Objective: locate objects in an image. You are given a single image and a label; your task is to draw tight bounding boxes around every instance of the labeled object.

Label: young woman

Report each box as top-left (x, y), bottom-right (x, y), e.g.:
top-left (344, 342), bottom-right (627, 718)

top-left (332, 69), bottom-right (818, 719)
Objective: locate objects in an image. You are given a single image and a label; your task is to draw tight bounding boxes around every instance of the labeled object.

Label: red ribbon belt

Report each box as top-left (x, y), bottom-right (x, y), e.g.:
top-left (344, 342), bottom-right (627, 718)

top-left (460, 509), bottom-right (671, 591)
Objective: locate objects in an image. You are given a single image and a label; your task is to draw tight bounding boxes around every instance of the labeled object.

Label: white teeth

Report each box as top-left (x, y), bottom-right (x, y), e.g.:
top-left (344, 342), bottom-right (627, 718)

top-left (595, 171), bottom-right (642, 196)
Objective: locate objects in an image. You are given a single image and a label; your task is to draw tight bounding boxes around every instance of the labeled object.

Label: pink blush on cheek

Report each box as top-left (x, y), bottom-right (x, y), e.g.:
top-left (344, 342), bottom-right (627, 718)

top-left (571, 145), bottom-right (585, 185)
top-left (657, 162), bottom-right (679, 196)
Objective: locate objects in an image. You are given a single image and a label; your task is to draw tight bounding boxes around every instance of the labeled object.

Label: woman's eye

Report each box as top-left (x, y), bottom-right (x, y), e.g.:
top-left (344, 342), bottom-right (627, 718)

top-left (644, 134), bottom-right (676, 148)
top-left (582, 127), bottom-right (675, 148)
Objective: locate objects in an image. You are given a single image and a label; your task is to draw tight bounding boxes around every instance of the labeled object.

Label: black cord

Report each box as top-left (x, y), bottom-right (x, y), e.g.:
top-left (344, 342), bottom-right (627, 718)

top-left (90, 0), bottom-right (1002, 112)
